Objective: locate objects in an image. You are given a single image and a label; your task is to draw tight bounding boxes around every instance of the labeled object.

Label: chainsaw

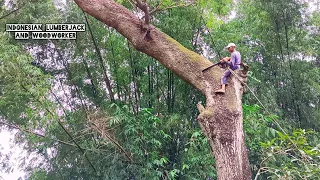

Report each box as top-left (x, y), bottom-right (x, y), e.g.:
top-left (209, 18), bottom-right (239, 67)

top-left (202, 57), bottom-right (230, 72)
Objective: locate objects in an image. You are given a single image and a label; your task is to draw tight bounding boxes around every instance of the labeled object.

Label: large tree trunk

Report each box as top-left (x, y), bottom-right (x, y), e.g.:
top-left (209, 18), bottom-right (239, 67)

top-left (73, 0), bottom-right (252, 179)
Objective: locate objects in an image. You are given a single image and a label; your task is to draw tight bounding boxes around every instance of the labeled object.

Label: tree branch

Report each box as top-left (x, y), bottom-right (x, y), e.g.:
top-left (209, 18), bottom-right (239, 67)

top-left (149, 2), bottom-right (195, 15)
top-left (73, 0), bottom-right (216, 95)
top-left (73, 1), bottom-right (252, 178)
top-left (134, 0), bottom-right (150, 25)
top-left (0, 121), bottom-right (101, 152)
top-left (82, 10), bottom-right (115, 102)
top-left (0, 7), bottom-right (21, 20)
top-left (90, 120), bottom-right (134, 162)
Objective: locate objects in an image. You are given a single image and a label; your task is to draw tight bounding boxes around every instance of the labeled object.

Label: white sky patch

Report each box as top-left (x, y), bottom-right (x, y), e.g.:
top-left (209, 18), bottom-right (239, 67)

top-left (0, 130), bottom-right (26, 180)
top-left (229, 10), bottom-right (237, 20)
top-left (229, 0), bottom-right (238, 20)
top-left (304, 0), bottom-right (320, 12)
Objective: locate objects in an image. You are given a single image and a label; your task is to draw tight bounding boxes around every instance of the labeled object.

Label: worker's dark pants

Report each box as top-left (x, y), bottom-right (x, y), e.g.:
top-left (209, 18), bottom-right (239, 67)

top-left (221, 70), bottom-right (231, 85)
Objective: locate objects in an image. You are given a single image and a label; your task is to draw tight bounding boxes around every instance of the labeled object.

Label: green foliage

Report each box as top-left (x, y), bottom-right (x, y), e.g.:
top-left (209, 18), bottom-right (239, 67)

top-left (198, 0), bottom-right (232, 16)
top-left (311, 11), bottom-right (320, 27)
top-left (259, 129), bottom-right (320, 179)
top-left (28, 169), bottom-right (48, 180)
top-left (0, 32), bottom-right (52, 123)
top-left (103, 104), bottom-right (215, 179)
top-left (244, 104), bottom-right (320, 179)
top-left (244, 104), bottom-right (278, 173)
top-left (0, 0), bottom-right (319, 179)
top-left (155, 5), bottom-right (200, 50)
top-left (180, 130), bottom-right (216, 179)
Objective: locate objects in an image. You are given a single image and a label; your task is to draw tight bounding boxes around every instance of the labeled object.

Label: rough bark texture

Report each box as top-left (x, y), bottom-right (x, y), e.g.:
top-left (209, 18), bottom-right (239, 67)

top-left (73, 0), bottom-right (252, 179)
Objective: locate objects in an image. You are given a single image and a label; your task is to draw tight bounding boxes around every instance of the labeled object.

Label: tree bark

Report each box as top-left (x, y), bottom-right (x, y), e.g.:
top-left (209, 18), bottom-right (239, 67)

top-left (73, 0), bottom-right (252, 179)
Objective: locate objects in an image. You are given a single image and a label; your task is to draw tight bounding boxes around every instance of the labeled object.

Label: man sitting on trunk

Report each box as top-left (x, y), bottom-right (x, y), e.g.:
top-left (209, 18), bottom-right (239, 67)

top-left (215, 43), bottom-right (241, 94)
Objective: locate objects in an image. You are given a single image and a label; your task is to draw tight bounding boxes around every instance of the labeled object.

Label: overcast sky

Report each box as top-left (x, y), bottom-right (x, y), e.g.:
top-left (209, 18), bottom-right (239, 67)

top-left (0, 130), bottom-right (26, 180)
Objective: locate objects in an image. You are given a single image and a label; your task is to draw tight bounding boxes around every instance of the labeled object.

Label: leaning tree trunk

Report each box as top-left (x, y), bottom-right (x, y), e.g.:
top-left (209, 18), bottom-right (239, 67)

top-left (73, 0), bottom-right (252, 179)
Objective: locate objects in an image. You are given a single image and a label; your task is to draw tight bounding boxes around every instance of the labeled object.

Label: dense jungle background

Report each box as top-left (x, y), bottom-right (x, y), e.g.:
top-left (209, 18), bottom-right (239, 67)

top-left (0, 0), bottom-right (319, 179)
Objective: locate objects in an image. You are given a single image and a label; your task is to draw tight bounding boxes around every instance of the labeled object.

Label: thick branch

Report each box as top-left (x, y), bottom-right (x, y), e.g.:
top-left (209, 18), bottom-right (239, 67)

top-left (0, 121), bottom-right (99, 152)
top-left (73, 0), bottom-right (220, 95)
top-left (73, 1), bottom-right (252, 179)
top-left (134, 0), bottom-right (150, 25)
